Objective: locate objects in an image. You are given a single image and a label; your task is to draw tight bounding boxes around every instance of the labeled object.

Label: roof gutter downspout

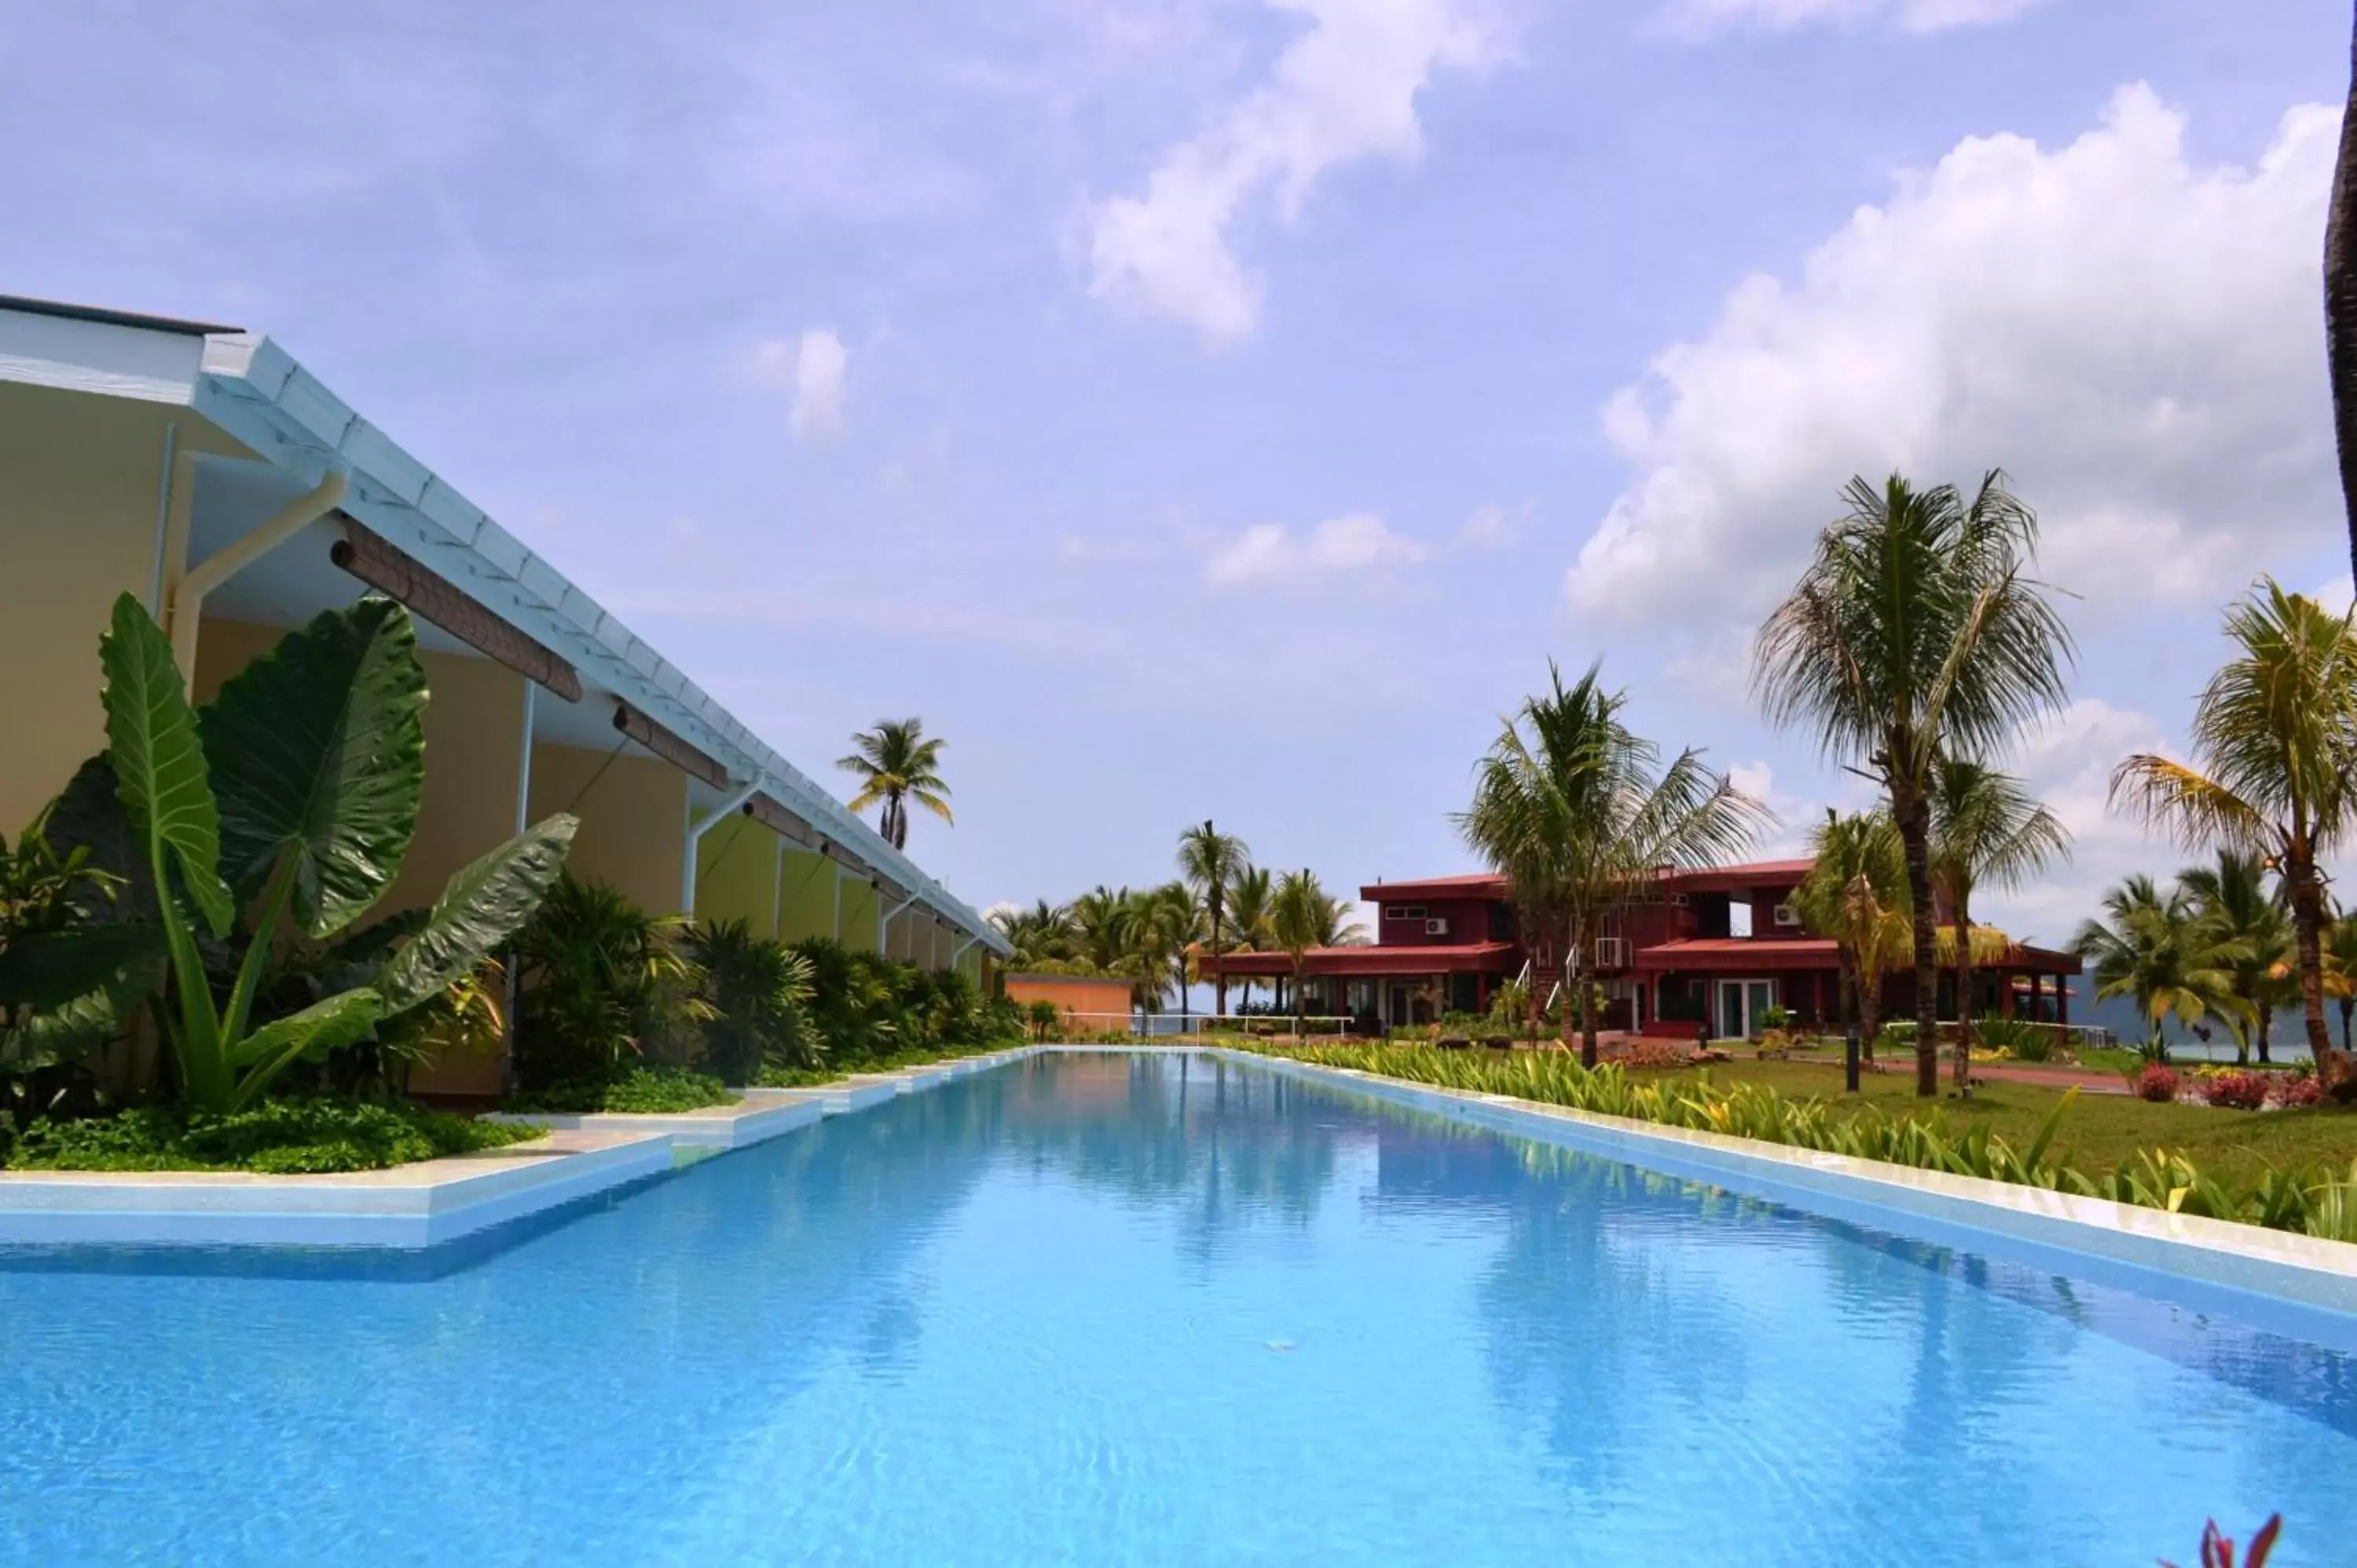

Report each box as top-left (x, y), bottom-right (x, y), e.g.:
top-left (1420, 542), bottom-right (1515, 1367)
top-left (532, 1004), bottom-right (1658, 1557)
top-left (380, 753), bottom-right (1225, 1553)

top-left (168, 469), bottom-right (348, 676)
top-left (681, 780), bottom-right (761, 916)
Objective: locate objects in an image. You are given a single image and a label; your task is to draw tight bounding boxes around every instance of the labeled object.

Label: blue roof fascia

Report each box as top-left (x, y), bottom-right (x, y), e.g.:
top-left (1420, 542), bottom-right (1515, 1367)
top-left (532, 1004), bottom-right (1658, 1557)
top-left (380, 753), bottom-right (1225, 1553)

top-left (190, 333), bottom-right (1006, 954)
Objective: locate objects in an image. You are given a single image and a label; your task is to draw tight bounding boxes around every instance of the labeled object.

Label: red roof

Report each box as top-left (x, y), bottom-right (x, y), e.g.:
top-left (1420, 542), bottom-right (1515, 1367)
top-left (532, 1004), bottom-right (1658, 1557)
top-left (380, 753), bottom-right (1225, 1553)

top-left (1635, 936), bottom-right (2079, 974)
top-left (1359, 873), bottom-right (1507, 901)
top-left (1197, 942), bottom-right (1517, 978)
top-left (1364, 859), bottom-right (1820, 905)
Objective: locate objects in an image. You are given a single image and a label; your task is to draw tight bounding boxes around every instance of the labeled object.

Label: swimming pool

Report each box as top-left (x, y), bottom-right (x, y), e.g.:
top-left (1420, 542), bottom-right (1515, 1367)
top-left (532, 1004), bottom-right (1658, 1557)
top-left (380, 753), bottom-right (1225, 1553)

top-left (1, 1050), bottom-right (2347, 1565)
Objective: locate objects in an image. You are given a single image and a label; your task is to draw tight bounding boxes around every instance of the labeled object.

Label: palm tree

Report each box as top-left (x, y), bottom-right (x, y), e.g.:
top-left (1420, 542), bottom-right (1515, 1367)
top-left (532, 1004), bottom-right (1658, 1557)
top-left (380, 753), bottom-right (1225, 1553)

top-left (836, 719), bottom-right (952, 850)
top-left (988, 899), bottom-right (1076, 970)
top-left (2328, 905), bottom-right (2357, 1050)
top-left (2111, 581), bottom-right (2357, 1083)
top-left (1928, 757), bottom-right (2071, 1090)
top-left (1270, 868), bottom-right (1328, 1038)
top-left (1755, 471), bottom-right (2073, 1097)
top-left (1178, 822), bottom-right (1250, 1017)
top-left (2068, 875), bottom-right (2245, 1052)
top-left (1792, 808), bottom-right (1912, 1067)
top-left (1127, 881), bottom-right (1204, 1023)
top-left (1224, 863), bottom-right (1275, 1009)
top-left (2179, 850), bottom-right (2293, 1065)
top-left (2329, 2), bottom-right (2357, 585)
top-left (1457, 661), bottom-right (1769, 1068)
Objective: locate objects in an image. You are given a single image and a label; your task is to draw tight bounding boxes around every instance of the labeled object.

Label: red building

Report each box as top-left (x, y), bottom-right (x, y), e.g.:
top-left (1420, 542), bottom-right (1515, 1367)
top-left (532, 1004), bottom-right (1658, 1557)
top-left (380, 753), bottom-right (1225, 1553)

top-left (1197, 859), bottom-right (2080, 1038)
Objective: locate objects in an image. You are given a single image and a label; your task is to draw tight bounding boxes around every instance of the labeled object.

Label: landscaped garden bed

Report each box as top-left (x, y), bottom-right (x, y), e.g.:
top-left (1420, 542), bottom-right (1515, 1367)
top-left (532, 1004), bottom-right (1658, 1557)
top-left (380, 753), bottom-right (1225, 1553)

top-left (2, 1097), bottom-right (544, 1175)
top-left (1263, 1042), bottom-right (2357, 1240)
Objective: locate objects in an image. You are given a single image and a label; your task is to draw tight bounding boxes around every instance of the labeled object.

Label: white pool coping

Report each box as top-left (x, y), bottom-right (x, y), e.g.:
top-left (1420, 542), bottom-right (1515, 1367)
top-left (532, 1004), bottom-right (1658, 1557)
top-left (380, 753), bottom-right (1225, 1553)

top-left (0, 1049), bottom-right (1040, 1251)
top-left (1219, 1049), bottom-right (2357, 1321)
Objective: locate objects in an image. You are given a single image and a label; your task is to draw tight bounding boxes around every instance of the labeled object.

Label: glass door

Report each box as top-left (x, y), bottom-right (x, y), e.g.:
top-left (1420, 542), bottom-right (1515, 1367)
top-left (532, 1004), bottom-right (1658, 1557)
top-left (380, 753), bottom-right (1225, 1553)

top-left (1716, 980), bottom-right (1746, 1040)
top-left (1714, 980), bottom-right (1779, 1039)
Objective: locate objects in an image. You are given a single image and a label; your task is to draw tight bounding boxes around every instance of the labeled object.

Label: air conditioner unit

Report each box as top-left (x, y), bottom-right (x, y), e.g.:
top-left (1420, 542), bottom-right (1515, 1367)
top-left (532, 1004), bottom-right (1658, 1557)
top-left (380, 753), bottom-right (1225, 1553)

top-left (1595, 936), bottom-right (1630, 969)
top-left (1772, 903), bottom-right (1802, 929)
top-left (1425, 918), bottom-right (1451, 936)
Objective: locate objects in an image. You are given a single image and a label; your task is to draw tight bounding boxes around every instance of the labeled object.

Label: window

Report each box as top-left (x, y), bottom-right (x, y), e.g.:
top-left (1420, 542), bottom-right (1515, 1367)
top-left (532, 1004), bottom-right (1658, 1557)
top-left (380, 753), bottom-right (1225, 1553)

top-left (1387, 904), bottom-right (1425, 921)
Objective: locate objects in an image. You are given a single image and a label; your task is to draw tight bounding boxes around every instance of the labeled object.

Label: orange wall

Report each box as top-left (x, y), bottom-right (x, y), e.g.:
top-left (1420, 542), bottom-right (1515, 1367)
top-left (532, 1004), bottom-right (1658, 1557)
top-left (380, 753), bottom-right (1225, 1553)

top-left (1004, 974), bottom-right (1133, 1034)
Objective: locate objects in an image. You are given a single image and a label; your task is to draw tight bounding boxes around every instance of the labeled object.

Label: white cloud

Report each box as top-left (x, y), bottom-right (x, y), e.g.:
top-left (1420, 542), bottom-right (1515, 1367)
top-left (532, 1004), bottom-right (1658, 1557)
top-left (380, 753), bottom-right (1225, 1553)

top-left (1087, 0), bottom-right (1501, 342)
top-left (1207, 511), bottom-right (1431, 585)
top-left (1567, 86), bottom-right (2340, 632)
top-left (1973, 697), bottom-right (2171, 940)
top-left (754, 329), bottom-right (851, 442)
top-left (1660, 0), bottom-right (2050, 35)
top-left (1456, 501), bottom-right (1528, 549)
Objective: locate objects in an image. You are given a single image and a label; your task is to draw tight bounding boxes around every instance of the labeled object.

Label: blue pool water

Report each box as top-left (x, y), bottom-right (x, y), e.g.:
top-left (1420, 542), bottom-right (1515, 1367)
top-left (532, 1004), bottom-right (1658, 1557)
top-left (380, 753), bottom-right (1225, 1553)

top-left (2, 1050), bottom-right (2353, 1566)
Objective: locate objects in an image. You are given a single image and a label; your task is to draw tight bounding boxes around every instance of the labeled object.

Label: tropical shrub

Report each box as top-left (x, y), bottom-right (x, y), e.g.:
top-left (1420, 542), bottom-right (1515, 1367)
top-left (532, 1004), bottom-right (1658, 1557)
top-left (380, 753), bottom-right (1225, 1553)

top-left (40, 595), bottom-right (574, 1112)
top-left (5, 1095), bottom-right (541, 1174)
top-left (2275, 1074), bottom-right (2327, 1108)
top-left (509, 1064), bottom-right (733, 1115)
top-left (2198, 1072), bottom-right (2271, 1111)
top-left (685, 918), bottom-right (818, 1084)
top-left (2135, 1064), bottom-right (2183, 1102)
top-left (511, 874), bottom-right (705, 1091)
top-left (1025, 999), bottom-right (1061, 1042)
top-left (0, 816), bottom-right (142, 1127)
top-left (1974, 1013), bottom-right (2058, 1063)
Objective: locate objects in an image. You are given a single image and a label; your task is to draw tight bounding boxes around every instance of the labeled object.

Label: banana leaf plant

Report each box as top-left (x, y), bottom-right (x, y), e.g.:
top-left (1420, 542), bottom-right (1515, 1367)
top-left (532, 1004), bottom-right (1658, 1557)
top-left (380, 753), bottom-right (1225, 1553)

top-left (66, 591), bottom-right (576, 1112)
top-left (0, 823), bottom-right (158, 1122)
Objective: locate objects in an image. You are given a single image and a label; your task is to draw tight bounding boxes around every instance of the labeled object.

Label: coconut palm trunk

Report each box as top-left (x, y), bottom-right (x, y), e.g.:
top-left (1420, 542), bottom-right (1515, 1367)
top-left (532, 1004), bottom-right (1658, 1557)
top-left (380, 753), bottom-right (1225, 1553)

top-left (1953, 906), bottom-right (1977, 1092)
top-left (2289, 845), bottom-right (2336, 1066)
top-left (1893, 782), bottom-right (1941, 1097)
top-left (2331, 2), bottom-right (2357, 588)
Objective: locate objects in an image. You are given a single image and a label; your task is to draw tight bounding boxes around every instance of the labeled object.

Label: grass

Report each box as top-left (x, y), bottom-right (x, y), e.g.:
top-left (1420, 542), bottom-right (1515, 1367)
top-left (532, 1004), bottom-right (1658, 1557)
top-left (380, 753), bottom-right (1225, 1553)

top-left (1644, 1057), bottom-right (2357, 1192)
top-left (4, 1097), bottom-right (545, 1174)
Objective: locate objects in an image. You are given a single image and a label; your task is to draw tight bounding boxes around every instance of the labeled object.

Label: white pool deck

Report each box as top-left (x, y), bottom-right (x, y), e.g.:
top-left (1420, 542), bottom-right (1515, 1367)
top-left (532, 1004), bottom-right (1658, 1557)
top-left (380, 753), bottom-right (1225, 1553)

top-left (5, 1042), bottom-right (2357, 1325)
top-left (0, 1050), bottom-right (1033, 1249)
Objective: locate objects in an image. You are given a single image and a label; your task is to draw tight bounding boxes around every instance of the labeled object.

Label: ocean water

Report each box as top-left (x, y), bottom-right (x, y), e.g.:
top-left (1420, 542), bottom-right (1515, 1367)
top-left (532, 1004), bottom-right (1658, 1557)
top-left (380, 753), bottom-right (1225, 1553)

top-left (1, 1050), bottom-right (2350, 1566)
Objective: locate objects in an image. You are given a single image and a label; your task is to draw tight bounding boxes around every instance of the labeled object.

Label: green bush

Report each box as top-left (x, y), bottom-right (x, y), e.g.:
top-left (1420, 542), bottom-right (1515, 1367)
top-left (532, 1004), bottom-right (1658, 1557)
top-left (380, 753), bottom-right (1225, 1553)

top-left (5, 1097), bottom-right (542, 1174)
top-left (508, 1064), bottom-right (735, 1115)
top-left (1974, 1013), bottom-right (2058, 1063)
top-left (686, 919), bottom-right (819, 1084)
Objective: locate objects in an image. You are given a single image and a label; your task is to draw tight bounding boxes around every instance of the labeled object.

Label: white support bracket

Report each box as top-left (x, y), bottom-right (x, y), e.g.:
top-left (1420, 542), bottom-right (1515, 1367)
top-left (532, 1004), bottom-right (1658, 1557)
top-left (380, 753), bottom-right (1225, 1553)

top-left (879, 891), bottom-right (922, 957)
top-left (680, 780), bottom-right (761, 916)
top-left (168, 468), bottom-right (348, 676)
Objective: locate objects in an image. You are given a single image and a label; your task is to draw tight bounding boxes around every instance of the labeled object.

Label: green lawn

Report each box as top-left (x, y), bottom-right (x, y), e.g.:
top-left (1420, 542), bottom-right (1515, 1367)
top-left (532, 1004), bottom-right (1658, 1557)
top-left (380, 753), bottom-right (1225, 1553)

top-left (1655, 1057), bottom-right (2357, 1190)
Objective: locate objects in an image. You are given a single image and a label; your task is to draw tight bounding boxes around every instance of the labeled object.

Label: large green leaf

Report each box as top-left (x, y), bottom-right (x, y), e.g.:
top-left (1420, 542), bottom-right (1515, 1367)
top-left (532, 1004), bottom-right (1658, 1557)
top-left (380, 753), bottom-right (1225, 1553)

top-left (38, 757), bottom-right (158, 925)
top-left (2, 965), bottom-right (150, 1071)
top-left (0, 925), bottom-right (162, 1011)
top-left (227, 988), bottom-right (384, 1106)
top-left (99, 593), bottom-right (232, 936)
top-left (376, 815), bottom-right (577, 1017)
top-left (202, 597), bottom-right (428, 940)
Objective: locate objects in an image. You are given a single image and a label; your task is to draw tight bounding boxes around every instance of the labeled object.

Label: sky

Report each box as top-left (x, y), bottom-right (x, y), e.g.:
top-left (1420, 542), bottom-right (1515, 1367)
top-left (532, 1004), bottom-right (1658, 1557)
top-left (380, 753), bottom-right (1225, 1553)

top-left (2, 0), bottom-right (2349, 947)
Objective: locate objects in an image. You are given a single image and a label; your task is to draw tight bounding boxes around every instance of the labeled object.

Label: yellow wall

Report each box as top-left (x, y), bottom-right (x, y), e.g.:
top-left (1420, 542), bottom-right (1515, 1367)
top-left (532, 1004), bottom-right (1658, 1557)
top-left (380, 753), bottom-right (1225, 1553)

top-left (694, 813), bottom-right (780, 936)
top-left (528, 743), bottom-right (687, 915)
top-left (839, 877), bottom-right (880, 954)
top-left (197, 620), bottom-right (534, 1096)
top-left (0, 387), bottom-right (244, 833)
top-left (775, 848), bottom-right (838, 943)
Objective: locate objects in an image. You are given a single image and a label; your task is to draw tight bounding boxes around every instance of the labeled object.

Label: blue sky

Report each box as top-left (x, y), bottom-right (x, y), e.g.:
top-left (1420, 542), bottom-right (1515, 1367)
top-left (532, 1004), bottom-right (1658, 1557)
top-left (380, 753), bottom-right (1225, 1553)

top-left (4, 0), bottom-right (2348, 943)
